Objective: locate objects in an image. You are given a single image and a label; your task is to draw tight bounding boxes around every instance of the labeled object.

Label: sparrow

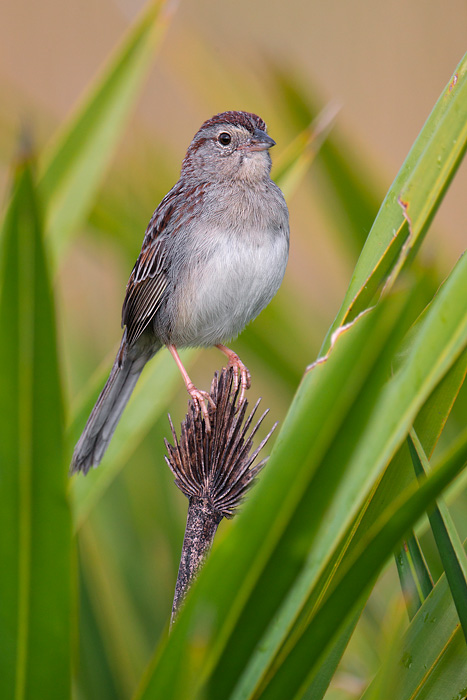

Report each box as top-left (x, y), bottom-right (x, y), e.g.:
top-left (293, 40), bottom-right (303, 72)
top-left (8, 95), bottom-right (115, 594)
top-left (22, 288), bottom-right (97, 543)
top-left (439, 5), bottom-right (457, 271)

top-left (71, 110), bottom-right (289, 474)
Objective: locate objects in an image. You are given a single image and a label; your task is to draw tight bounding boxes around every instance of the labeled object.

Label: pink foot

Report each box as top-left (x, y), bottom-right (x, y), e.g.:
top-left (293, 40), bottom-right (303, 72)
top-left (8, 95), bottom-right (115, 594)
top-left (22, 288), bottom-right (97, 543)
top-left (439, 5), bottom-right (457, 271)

top-left (216, 345), bottom-right (251, 403)
top-left (186, 382), bottom-right (216, 432)
top-left (167, 344), bottom-right (216, 432)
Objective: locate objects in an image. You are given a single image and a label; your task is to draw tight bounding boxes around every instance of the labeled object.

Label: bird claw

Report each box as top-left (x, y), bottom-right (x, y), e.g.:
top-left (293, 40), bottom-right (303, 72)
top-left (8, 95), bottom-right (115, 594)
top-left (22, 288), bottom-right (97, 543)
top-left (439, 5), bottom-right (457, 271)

top-left (187, 384), bottom-right (216, 432)
top-left (226, 353), bottom-right (251, 404)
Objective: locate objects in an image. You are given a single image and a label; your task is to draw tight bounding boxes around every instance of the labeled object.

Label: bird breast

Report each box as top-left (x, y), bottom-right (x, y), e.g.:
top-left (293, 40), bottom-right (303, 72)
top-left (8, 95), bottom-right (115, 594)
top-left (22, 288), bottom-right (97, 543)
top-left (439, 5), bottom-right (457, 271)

top-left (167, 222), bottom-right (289, 347)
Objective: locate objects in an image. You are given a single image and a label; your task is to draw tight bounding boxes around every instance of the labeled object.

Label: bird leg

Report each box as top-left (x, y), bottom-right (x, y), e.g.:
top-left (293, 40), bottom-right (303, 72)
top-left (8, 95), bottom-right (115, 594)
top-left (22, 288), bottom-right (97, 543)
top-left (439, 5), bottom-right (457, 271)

top-left (215, 344), bottom-right (251, 403)
top-left (167, 344), bottom-right (216, 431)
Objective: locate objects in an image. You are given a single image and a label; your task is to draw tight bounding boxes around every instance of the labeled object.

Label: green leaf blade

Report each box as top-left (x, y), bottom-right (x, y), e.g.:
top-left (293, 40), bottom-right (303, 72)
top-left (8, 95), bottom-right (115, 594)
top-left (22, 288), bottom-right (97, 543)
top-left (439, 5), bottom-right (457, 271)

top-left (408, 429), bottom-right (467, 642)
top-left (0, 158), bottom-right (73, 699)
top-left (321, 52), bottom-right (467, 354)
top-left (395, 534), bottom-right (434, 619)
top-left (256, 423), bottom-right (467, 700)
top-left (363, 540), bottom-right (467, 700)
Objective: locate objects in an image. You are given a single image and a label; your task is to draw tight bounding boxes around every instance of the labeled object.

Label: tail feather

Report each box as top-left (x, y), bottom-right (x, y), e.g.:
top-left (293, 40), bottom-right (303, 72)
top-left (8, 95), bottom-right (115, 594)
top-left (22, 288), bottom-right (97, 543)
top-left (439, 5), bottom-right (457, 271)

top-left (70, 338), bottom-right (154, 475)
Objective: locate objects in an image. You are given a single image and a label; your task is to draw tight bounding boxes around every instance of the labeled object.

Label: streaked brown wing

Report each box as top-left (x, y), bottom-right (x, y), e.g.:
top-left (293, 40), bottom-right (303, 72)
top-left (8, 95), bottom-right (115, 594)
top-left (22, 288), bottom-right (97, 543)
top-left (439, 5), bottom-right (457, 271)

top-left (121, 185), bottom-right (179, 345)
top-left (122, 236), bottom-right (168, 345)
top-left (121, 180), bottom-right (203, 346)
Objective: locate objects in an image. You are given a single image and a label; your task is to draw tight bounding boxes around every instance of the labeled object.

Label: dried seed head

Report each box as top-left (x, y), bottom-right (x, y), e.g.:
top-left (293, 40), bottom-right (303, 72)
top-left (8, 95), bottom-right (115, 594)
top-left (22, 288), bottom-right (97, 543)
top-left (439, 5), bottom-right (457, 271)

top-left (165, 368), bottom-right (276, 518)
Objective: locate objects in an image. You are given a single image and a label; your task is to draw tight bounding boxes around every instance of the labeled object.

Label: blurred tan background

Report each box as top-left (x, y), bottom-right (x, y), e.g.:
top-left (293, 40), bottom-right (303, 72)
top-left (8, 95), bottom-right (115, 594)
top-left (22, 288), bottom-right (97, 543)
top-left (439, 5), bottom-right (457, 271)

top-left (2, 0), bottom-right (466, 246)
top-left (1, 0), bottom-right (466, 392)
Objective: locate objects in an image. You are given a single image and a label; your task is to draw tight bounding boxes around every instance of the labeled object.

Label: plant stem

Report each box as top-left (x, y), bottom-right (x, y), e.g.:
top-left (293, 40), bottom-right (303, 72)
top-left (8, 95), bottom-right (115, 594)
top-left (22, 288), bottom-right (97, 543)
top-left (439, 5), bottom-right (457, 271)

top-left (171, 496), bottom-right (222, 625)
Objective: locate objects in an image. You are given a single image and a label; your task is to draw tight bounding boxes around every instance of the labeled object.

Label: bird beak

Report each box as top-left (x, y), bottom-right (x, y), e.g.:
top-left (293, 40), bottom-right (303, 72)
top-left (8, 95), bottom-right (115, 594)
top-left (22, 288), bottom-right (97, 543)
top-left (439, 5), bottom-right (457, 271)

top-left (242, 128), bottom-right (276, 152)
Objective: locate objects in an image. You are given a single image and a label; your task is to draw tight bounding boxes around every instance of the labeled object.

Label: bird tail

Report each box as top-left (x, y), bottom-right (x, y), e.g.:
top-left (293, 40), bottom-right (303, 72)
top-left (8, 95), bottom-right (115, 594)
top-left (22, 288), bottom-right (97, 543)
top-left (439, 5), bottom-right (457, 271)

top-left (70, 334), bottom-right (156, 475)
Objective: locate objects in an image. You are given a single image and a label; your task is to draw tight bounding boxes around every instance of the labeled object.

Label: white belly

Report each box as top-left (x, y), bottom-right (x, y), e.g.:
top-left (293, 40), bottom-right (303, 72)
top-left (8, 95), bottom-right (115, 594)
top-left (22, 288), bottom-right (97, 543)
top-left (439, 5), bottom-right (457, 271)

top-left (173, 229), bottom-right (288, 347)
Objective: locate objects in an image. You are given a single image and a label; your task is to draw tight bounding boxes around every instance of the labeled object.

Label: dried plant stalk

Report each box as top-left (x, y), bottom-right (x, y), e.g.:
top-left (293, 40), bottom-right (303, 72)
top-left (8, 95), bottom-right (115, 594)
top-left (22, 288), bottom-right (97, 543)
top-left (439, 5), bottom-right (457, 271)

top-left (165, 368), bottom-right (276, 624)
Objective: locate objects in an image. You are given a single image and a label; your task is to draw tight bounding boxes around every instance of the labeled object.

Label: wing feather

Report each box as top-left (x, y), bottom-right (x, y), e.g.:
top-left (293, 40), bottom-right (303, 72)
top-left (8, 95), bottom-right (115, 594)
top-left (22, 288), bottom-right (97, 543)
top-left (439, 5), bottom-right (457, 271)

top-left (122, 190), bottom-right (176, 345)
top-left (121, 181), bottom-right (204, 346)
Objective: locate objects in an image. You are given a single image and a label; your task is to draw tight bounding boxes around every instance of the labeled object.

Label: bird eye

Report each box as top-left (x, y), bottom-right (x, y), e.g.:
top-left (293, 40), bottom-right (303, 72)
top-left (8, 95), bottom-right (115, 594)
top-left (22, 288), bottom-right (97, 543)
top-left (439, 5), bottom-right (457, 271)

top-left (218, 132), bottom-right (231, 146)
